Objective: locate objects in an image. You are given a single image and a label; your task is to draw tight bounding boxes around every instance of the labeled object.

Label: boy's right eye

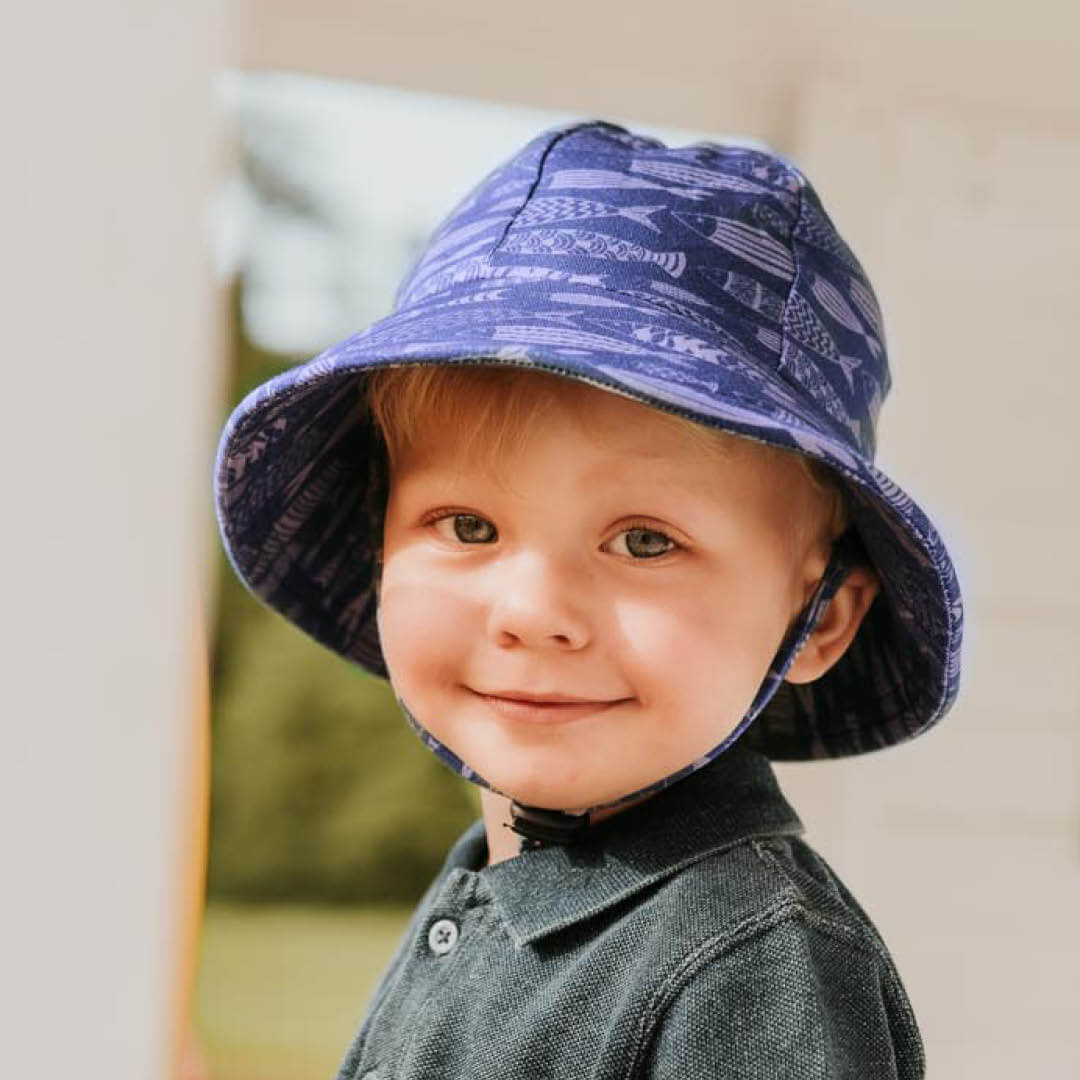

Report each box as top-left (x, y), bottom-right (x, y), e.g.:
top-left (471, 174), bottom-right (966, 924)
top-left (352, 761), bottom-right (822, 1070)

top-left (431, 513), bottom-right (498, 544)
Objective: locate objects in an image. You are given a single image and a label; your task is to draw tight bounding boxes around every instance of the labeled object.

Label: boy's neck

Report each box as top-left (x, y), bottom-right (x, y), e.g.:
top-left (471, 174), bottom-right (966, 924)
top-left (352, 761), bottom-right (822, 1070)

top-left (478, 788), bottom-right (652, 867)
top-left (479, 790), bottom-right (523, 866)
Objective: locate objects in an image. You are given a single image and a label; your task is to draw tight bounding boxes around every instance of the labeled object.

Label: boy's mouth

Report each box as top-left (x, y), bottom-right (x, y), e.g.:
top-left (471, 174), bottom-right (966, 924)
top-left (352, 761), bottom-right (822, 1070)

top-left (467, 687), bottom-right (630, 724)
top-left (481, 689), bottom-right (614, 704)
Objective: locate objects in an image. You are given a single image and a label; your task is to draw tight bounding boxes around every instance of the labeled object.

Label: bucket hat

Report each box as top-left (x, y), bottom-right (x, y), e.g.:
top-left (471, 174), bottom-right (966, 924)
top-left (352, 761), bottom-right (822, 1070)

top-left (214, 120), bottom-right (963, 834)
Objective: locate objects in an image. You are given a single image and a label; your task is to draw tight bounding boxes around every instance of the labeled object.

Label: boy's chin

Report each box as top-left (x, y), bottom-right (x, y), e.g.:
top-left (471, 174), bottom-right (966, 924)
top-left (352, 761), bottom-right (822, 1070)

top-left (510, 792), bottom-right (595, 815)
top-left (490, 770), bottom-right (646, 815)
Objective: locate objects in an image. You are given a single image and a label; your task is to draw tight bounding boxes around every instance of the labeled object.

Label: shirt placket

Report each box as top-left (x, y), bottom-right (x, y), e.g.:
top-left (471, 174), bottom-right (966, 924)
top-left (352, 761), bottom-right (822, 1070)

top-left (352, 867), bottom-right (493, 1080)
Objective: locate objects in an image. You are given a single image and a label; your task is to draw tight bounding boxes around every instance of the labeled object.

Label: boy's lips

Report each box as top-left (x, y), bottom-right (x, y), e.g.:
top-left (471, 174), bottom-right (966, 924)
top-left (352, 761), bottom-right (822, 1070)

top-left (481, 689), bottom-right (617, 704)
top-left (467, 687), bottom-right (631, 724)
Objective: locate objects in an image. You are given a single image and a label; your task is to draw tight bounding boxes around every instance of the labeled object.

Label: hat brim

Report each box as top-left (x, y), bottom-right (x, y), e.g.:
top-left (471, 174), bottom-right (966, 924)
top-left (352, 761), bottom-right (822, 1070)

top-left (214, 289), bottom-right (962, 759)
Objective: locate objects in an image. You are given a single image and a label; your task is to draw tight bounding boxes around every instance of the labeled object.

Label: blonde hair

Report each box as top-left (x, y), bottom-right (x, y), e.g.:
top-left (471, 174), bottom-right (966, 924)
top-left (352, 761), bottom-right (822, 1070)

top-left (361, 363), bottom-right (850, 550)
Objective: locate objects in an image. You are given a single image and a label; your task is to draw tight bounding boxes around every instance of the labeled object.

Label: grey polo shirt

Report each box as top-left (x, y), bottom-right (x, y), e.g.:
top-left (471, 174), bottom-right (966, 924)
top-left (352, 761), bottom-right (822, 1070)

top-left (335, 742), bottom-right (925, 1079)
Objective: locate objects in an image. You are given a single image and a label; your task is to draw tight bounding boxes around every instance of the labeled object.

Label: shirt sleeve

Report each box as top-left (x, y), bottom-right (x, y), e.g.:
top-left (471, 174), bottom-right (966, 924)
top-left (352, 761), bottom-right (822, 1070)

top-left (638, 912), bottom-right (925, 1079)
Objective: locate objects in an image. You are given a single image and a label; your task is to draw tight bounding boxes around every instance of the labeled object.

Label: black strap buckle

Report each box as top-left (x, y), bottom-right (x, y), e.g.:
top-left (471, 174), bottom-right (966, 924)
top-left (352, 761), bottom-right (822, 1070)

top-left (508, 802), bottom-right (591, 849)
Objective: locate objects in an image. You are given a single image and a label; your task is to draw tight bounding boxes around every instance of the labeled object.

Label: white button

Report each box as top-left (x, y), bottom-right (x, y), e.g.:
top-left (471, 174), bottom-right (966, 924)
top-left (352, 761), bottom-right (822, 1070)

top-left (427, 917), bottom-right (459, 955)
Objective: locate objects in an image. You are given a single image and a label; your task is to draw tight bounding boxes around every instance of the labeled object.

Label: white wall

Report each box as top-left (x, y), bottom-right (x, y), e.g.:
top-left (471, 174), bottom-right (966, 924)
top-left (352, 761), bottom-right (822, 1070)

top-left (775, 78), bottom-right (1080, 1077)
top-left (1, 5), bottom-right (226, 1077)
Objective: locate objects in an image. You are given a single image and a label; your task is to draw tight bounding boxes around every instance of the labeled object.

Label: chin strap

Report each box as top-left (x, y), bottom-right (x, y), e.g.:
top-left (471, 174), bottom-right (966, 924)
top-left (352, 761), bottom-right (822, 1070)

top-left (508, 802), bottom-right (591, 849)
top-left (392, 528), bottom-right (867, 853)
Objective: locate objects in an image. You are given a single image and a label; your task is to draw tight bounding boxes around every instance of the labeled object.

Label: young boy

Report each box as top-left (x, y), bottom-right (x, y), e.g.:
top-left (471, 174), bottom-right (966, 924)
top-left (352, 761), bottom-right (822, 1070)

top-left (215, 120), bottom-right (963, 1078)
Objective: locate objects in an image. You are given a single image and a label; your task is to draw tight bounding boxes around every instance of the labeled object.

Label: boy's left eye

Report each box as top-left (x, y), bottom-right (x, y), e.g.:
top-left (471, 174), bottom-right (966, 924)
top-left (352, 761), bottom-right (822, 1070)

top-left (431, 513), bottom-right (497, 544)
top-left (606, 526), bottom-right (677, 559)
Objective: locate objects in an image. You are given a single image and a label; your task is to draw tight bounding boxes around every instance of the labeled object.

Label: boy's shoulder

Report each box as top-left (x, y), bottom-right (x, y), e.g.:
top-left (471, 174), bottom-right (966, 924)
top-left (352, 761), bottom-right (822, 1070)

top-left (562, 824), bottom-right (908, 1011)
top-left (652, 827), bottom-right (898, 963)
top-left (630, 833), bottom-right (925, 1077)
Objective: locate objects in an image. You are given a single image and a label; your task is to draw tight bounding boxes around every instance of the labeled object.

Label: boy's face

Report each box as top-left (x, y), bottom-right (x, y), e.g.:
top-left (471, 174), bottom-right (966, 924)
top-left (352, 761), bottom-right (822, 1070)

top-left (376, 384), bottom-right (831, 813)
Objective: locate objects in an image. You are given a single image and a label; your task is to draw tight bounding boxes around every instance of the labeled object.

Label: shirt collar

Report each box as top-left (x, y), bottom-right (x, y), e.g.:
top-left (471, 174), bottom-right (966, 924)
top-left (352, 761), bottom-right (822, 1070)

top-left (441, 742), bottom-right (804, 947)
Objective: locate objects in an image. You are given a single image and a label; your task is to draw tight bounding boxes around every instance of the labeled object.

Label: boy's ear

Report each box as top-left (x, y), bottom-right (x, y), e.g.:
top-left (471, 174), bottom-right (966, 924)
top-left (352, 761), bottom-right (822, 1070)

top-left (784, 565), bottom-right (881, 685)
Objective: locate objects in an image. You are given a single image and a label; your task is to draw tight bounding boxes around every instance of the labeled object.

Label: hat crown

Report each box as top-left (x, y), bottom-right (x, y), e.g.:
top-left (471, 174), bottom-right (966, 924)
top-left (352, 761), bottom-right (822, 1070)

top-left (393, 121), bottom-right (889, 457)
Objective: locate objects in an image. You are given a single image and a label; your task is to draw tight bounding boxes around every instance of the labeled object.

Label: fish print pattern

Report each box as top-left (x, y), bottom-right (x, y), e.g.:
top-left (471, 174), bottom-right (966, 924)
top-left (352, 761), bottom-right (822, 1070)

top-left (784, 292), bottom-right (862, 390)
top-left (849, 276), bottom-right (885, 338)
top-left (514, 196), bottom-right (665, 233)
top-left (794, 191), bottom-right (863, 273)
top-left (398, 254), bottom-right (495, 305)
top-left (701, 267), bottom-right (786, 322)
top-left (858, 368), bottom-right (885, 429)
top-left (549, 167), bottom-right (712, 200)
top-left (492, 324), bottom-right (653, 356)
top-left (408, 231), bottom-right (511, 288)
top-left (498, 227), bottom-right (688, 278)
top-left (783, 343), bottom-right (861, 441)
top-left (648, 280), bottom-right (715, 306)
top-left (215, 119), bottom-right (962, 773)
top-left (547, 291), bottom-right (638, 309)
top-left (483, 264), bottom-right (608, 287)
top-left (810, 272), bottom-right (883, 359)
top-left (629, 158), bottom-right (774, 195)
top-left (673, 213), bottom-right (796, 280)
top-left (411, 214), bottom-right (509, 267)
top-left (628, 324), bottom-right (780, 384)
top-left (680, 146), bottom-right (804, 195)
top-left (484, 176), bottom-right (534, 201)
top-left (612, 290), bottom-right (759, 357)
top-left (756, 327), bottom-right (782, 354)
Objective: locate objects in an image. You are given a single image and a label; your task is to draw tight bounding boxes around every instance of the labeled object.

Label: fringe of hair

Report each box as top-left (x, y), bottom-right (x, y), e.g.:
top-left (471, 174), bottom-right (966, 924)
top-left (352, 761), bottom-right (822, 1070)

top-left (361, 364), bottom-right (851, 548)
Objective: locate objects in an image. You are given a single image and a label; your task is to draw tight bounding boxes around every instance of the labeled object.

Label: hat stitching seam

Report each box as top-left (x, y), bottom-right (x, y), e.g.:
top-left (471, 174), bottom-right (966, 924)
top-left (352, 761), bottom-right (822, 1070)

top-left (777, 170), bottom-right (863, 448)
top-left (490, 122), bottom-right (596, 255)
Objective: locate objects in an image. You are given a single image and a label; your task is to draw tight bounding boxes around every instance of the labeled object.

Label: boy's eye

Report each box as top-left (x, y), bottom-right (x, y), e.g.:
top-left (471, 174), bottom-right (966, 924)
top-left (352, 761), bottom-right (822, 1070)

top-left (432, 513), bottom-right (498, 544)
top-left (429, 514), bottom-right (676, 559)
top-left (607, 526), bottom-right (677, 560)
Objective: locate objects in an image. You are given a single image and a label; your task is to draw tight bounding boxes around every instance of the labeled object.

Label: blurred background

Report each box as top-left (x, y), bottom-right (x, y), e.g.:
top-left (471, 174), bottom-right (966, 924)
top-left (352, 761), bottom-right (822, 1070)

top-left (5, 3), bottom-right (1078, 1078)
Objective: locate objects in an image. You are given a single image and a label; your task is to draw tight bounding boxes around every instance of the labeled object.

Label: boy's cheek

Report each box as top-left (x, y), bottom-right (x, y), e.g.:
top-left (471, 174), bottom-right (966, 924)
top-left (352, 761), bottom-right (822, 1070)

top-left (375, 576), bottom-right (476, 683)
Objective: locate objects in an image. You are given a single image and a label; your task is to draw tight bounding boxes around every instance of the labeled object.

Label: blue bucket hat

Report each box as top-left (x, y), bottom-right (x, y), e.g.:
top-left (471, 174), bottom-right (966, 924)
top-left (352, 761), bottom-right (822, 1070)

top-left (214, 120), bottom-right (963, 836)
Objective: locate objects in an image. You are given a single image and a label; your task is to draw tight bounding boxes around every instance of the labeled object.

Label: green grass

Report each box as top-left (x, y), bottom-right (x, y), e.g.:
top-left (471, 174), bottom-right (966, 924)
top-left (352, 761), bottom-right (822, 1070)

top-left (194, 901), bottom-right (412, 1080)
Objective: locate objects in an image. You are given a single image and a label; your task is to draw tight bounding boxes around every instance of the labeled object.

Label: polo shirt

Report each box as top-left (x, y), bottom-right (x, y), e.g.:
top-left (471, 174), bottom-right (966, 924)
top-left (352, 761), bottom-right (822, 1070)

top-left (335, 742), bottom-right (925, 1079)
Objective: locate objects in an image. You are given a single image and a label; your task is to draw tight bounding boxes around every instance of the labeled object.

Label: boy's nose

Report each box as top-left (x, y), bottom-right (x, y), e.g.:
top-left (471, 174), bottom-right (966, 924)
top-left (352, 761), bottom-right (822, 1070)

top-left (484, 550), bottom-right (592, 651)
